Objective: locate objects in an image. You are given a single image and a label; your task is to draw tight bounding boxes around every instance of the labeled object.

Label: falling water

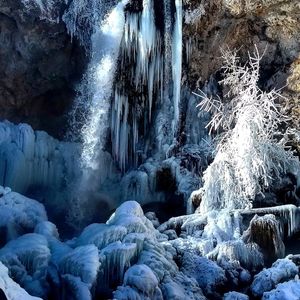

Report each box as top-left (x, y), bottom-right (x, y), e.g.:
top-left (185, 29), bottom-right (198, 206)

top-left (172, 0), bottom-right (183, 135)
top-left (80, 1), bottom-right (128, 171)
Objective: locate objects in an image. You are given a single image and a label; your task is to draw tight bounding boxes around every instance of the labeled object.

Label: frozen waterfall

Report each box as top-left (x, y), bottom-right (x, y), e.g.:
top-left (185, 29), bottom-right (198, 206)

top-left (67, 0), bottom-right (185, 175)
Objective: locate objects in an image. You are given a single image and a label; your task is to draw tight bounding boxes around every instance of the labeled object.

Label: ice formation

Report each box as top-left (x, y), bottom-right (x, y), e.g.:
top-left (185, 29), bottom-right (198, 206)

top-left (0, 186), bottom-right (47, 243)
top-left (0, 261), bottom-right (42, 300)
top-left (262, 279), bottom-right (300, 300)
top-left (242, 214), bottom-right (285, 264)
top-left (251, 258), bottom-right (299, 297)
top-left (1, 0), bottom-right (300, 299)
top-left (0, 121), bottom-right (80, 200)
top-left (0, 233), bottom-right (51, 297)
top-left (0, 186), bottom-right (300, 299)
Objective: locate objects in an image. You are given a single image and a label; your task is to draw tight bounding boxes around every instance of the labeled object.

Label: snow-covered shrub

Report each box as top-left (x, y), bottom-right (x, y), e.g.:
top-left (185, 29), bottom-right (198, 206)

top-left (196, 47), bottom-right (299, 213)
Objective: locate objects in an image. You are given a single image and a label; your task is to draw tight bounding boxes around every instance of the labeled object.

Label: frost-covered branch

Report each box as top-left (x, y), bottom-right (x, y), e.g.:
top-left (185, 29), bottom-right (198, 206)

top-left (196, 48), bottom-right (299, 213)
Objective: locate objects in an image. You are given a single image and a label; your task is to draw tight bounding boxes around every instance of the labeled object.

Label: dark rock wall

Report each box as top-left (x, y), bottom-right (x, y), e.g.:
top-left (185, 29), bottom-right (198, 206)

top-left (0, 0), bottom-right (86, 138)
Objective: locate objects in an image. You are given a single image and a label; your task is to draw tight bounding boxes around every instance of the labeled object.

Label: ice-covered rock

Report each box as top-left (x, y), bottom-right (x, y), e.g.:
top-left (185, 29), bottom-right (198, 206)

top-left (99, 241), bottom-right (137, 288)
top-left (207, 240), bottom-right (264, 272)
top-left (251, 258), bottom-right (299, 297)
top-left (119, 264), bottom-right (162, 299)
top-left (0, 261), bottom-right (42, 300)
top-left (75, 223), bottom-right (127, 249)
top-left (161, 273), bottom-right (206, 300)
top-left (262, 279), bottom-right (300, 300)
top-left (137, 239), bottom-right (178, 282)
top-left (223, 291), bottom-right (249, 300)
top-left (181, 253), bottom-right (227, 298)
top-left (0, 233), bottom-right (50, 297)
top-left (239, 205), bottom-right (300, 238)
top-left (243, 214), bottom-right (285, 265)
top-left (107, 201), bottom-right (155, 234)
top-left (59, 245), bottom-right (100, 286)
top-left (34, 221), bottom-right (59, 239)
top-left (61, 274), bottom-right (92, 300)
top-left (0, 187), bottom-right (47, 244)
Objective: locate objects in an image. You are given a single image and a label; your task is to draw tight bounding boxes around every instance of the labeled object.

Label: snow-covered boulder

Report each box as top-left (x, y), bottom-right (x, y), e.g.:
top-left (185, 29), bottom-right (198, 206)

top-left (251, 258), bottom-right (299, 297)
top-left (107, 201), bottom-right (155, 233)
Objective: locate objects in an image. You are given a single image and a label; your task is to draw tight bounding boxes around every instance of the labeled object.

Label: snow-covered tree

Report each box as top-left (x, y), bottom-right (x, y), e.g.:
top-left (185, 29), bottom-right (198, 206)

top-left (196, 47), bottom-right (299, 213)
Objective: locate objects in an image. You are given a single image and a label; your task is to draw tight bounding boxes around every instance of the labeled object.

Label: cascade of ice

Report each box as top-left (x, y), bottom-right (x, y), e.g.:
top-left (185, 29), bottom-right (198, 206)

top-left (112, 0), bottom-right (164, 171)
top-left (112, 0), bottom-right (186, 171)
top-left (172, 0), bottom-right (183, 135)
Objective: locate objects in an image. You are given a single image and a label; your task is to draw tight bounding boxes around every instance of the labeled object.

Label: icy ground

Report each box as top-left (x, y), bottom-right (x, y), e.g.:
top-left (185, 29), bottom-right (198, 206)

top-left (0, 186), bottom-right (300, 299)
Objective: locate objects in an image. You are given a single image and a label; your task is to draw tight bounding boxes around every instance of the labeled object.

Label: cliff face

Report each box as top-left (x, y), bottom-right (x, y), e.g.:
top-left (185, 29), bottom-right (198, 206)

top-left (0, 0), bottom-right (86, 138)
